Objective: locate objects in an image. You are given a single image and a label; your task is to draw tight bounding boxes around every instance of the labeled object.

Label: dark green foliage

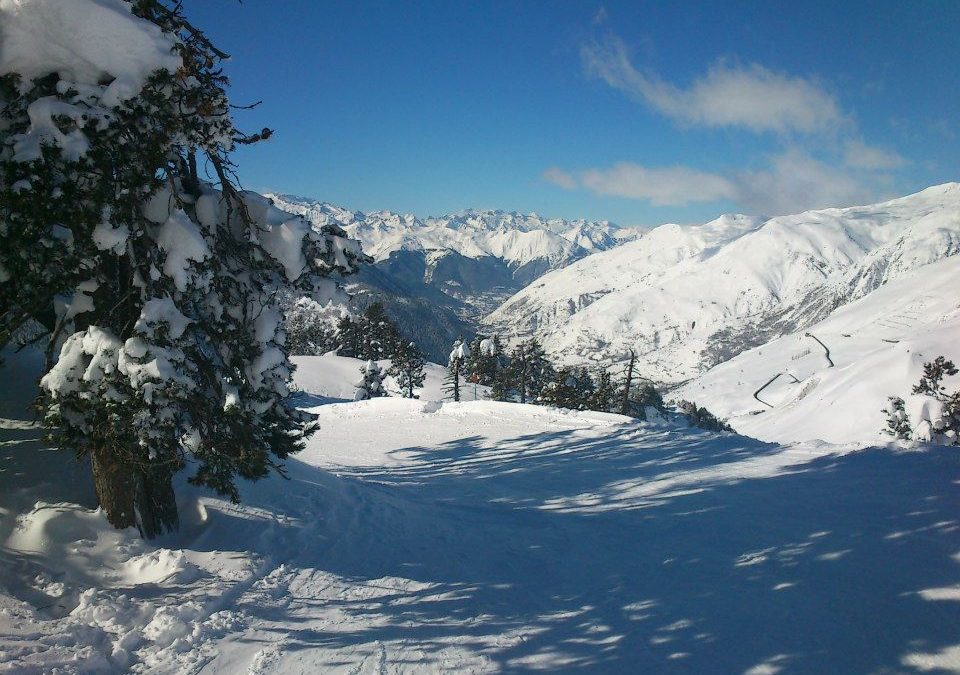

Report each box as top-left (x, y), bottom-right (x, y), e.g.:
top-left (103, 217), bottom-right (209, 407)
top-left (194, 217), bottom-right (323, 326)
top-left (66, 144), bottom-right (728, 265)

top-left (336, 302), bottom-right (403, 361)
top-left (1, 1), bottom-right (357, 537)
top-left (675, 400), bottom-right (733, 432)
top-left (622, 381), bottom-right (665, 420)
top-left (499, 338), bottom-right (554, 404)
top-left (883, 396), bottom-right (912, 440)
top-left (388, 341), bottom-right (426, 398)
top-left (590, 369), bottom-right (619, 412)
top-left (445, 338), bottom-right (468, 402)
top-left (912, 356), bottom-right (958, 398)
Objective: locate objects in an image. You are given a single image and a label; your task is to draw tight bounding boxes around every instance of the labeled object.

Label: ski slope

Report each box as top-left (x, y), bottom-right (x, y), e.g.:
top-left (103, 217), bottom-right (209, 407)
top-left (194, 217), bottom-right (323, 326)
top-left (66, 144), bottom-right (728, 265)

top-left (1, 355), bottom-right (958, 673)
top-left (675, 255), bottom-right (960, 445)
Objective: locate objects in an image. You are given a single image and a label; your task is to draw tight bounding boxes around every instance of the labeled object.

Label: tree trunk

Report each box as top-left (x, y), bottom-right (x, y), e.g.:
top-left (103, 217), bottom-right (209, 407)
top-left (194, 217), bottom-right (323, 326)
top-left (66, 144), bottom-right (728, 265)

top-left (90, 446), bottom-right (179, 538)
top-left (621, 349), bottom-right (635, 416)
top-left (90, 445), bottom-right (137, 530)
top-left (135, 464), bottom-right (179, 539)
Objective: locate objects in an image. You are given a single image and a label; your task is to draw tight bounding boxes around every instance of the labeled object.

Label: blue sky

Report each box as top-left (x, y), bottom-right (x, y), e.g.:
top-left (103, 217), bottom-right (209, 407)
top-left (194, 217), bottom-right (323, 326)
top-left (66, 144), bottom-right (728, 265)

top-left (189, 1), bottom-right (960, 225)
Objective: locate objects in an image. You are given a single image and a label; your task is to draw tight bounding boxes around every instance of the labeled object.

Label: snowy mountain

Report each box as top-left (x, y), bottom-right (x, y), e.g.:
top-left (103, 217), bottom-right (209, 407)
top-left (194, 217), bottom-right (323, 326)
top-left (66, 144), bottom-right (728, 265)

top-left (267, 194), bottom-right (634, 314)
top-left (484, 183), bottom-right (960, 385)
top-left (674, 254), bottom-right (960, 445)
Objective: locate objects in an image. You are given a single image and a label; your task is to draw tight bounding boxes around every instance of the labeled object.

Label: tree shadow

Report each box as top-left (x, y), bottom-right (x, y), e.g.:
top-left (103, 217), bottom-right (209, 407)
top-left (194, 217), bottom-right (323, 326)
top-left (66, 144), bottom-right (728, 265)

top-left (179, 422), bottom-right (960, 673)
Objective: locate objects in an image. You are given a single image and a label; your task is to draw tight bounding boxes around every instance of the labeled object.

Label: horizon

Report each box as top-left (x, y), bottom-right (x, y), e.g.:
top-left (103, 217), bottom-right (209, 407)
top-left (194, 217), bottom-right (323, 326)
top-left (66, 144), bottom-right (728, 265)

top-left (273, 179), bottom-right (958, 229)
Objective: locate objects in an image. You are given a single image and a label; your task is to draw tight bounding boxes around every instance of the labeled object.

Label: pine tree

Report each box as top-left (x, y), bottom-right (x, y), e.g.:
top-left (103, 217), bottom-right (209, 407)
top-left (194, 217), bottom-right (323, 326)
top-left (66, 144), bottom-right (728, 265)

top-left (359, 302), bottom-right (401, 361)
top-left (284, 296), bottom-right (341, 356)
top-left (883, 396), bottom-right (912, 440)
top-left (675, 400), bottom-right (733, 432)
top-left (388, 341), bottom-right (426, 399)
top-left (446, 338), bottom-right (469, 402)
top-left (354, 360), bottom-right (387, 401)
top-left (335, 315), bottom-right (361, 357)
top-left (503, 338), bottom-right (553, 404)
top-left (591, 369), bottom-right (618, 412)
top-left (910, 356), bottom-right (959, 445)
top-left (2, 2), bottom-right (359, 537)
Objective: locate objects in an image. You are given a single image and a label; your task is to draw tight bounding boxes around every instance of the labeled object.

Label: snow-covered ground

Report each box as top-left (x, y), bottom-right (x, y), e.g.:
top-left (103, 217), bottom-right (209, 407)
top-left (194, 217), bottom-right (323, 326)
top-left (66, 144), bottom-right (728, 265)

top-left (2, 353), bottom-right (959, 673)
top-left (291, 352), bottom-right (490, 403)
top-left (675, 255), bottom-right (960, 445)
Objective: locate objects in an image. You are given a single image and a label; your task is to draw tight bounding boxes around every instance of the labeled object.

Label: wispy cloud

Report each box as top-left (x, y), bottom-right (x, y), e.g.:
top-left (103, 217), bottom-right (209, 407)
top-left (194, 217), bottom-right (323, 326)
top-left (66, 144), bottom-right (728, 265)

top-left (542, 167), bottom-right (578, 190)
top-left (547, 150), bottom-right (887, 215)
top-left (579, 163), bottom-right (736, 206)
top-left (735, 150), bottom-right (876, 214)
top-left (843, 139), bottom-right (907, 170)
top-left (581, 35), bottom-right (844, 135)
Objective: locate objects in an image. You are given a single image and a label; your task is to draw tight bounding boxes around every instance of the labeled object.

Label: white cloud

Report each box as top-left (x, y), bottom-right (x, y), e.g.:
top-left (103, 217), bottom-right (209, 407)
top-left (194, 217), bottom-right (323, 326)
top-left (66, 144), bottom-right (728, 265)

top-left (735, 150), bottom-right (875, 215)
top-left (581, 36), bottom-right (843, 135)
top-left (578, 162), bottom-right (736, 206)
top-left (542, 167), bottom-right (577, 190)
top-left (549, 150), bottom-right (883, 215)
top-left (843, 139), bottom-right (906, 170)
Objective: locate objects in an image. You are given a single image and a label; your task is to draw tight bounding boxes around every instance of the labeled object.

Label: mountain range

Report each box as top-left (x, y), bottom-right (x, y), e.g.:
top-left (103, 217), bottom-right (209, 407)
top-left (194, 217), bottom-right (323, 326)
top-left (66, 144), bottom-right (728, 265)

top-left (266, 194), bottom-right (640, 359)
top-left (484, 183), bottom-right (960, 385)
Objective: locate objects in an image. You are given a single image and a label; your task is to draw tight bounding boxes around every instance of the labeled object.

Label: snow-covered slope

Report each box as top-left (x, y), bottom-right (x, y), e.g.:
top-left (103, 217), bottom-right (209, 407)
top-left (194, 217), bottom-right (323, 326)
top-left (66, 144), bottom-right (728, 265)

top-left (485, 183), bottom-right (960, 383)
top-left (674, 255), bottom-right (960, 445)
top-left (291, 351), bottom-right (489, 403)
top-left (2, 352), bottom-right (958, 673)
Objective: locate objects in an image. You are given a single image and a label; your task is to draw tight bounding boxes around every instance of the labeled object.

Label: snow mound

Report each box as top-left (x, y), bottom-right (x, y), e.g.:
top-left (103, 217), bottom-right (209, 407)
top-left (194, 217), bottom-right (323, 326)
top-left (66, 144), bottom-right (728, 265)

top-left (0, 0), bottom-right (181, 97)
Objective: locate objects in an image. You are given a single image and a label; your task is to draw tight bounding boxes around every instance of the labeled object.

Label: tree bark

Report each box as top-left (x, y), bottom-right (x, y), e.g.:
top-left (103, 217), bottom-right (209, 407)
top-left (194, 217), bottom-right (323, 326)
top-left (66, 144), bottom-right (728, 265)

top-left (90, 446), bottom-right (179, 538)
top-left (135, 464), bottom-right (179, 539)
top-left (621, 349), bottom-right (635, 416)
top-left (90, 445), bottom-right (137, 530)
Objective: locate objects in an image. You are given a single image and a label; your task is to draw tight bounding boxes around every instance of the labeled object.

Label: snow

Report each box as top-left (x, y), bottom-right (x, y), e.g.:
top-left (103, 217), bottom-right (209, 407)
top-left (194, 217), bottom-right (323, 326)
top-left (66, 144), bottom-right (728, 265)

top-left (674, 254), bottom-right (960, 445)
top-left (3, 350), bottom-right (959, 672)
top-left (448, 340), bottom-right (469, 364)
top-left (0, 0), bottom-right (180, 94)
top-left (485, 183), bottom-right (960, 384)
top-left (291, 351), bottom-right (487, 403)
top-left (156, 210), bottom-right (212, 292)
top-left (266, 194), bottom-right (636, 272)
top-left (92, 221), bottom-right (129, 254)
top-left (136, 297), bottom-right (192, 340)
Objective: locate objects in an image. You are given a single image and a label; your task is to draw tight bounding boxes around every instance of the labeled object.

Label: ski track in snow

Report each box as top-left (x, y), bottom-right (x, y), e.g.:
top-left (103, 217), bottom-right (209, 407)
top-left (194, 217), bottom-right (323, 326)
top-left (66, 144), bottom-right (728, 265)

top-left (1, 358), bottom-right (959, 673)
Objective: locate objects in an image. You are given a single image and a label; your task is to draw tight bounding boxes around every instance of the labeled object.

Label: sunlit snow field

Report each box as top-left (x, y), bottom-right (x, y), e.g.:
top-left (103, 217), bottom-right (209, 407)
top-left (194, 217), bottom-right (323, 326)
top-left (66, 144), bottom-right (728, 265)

top-left (1, 352), bottom-right (958, 673)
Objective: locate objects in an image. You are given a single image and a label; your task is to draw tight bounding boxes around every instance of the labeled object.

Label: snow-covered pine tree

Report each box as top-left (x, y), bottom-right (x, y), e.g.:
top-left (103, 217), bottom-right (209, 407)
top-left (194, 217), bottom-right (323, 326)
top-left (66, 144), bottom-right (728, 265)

top-left (883, 396), bottom-right (912, 440)
top-left (675, 400), bottom-right (733, 432)
top-left (358, 302), bottom-right (401, 361)
top-left (354, 359), bottom-right (387, 401)
top-left (284, 295), bottom-right (343, 356)
top-left (335, 315), bottom-right (361, 357)
top-left (388, 340), bottom-right (425, 398)
top-left (0, 0), bottom-right (359, 537)
top-left (445, 338), bottom-right (469, 402)
top-left (911, 356), bottom-right (959, 445)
